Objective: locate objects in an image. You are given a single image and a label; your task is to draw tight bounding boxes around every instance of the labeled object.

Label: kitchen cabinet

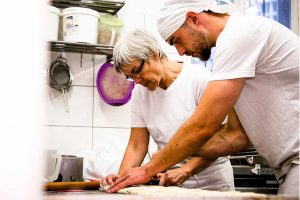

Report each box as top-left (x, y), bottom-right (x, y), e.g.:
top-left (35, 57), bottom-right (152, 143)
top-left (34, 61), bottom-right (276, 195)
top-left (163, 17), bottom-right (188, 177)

top-left (49, 0), bottom-right (125, 56)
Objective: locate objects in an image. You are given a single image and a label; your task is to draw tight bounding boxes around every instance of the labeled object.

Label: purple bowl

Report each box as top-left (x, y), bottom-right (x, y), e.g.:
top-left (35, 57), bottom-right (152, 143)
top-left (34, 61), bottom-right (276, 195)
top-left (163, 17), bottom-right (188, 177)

top-left (96, 62), bottom-right (135, 106)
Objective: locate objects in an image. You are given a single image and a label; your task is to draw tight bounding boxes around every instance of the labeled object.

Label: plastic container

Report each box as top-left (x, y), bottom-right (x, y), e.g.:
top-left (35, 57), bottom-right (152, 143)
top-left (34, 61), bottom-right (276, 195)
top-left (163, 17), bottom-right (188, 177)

top-left (98, 14), bottom-right (124, 45)
top-left (45, 5), bottom-right (60, 41)
top-left (96, 62), bottom-right (134, 106)
top-left (62, 7), bottom-right (100, 43)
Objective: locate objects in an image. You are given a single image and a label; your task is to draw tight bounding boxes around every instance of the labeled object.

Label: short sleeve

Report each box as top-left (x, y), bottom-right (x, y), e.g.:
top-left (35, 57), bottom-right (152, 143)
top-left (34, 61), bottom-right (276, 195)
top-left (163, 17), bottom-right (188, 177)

top-left (210, 16), bottom-right (266, 81)
top-left (130, 86), bottom-right (147, 127)
top-left (193, 66), bottom-right (211, 103)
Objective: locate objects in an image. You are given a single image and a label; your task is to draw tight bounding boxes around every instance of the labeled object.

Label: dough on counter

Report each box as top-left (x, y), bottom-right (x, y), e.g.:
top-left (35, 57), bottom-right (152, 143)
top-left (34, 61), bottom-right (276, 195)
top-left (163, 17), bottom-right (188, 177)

top-left (99, 185), bottom-right (110, 192)
top-left (118, 185), bottom-right (267, 198)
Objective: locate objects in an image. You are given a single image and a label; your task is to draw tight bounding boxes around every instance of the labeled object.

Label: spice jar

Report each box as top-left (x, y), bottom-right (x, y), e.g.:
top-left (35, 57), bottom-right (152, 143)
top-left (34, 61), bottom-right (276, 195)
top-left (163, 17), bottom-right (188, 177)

top-left (98, 14), bottom-right (124, 45)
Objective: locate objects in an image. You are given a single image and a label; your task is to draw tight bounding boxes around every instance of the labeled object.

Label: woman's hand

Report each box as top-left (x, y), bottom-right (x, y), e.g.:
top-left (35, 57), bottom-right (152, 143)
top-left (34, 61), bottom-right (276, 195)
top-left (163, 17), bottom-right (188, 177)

top-left (157, 168), bottom-right (189, 186)
top-left (99, 174), bottom-right (118, 188)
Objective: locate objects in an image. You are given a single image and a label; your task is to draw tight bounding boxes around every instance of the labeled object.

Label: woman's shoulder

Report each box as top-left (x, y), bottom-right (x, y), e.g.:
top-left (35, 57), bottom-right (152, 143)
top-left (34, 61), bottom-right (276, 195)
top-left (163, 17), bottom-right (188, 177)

top-left (182, 62), bottom-right (211, 78)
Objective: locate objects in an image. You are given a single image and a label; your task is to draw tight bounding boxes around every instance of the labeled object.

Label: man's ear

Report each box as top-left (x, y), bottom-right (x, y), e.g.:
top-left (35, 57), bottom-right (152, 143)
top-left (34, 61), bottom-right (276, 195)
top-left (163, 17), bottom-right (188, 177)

top-left (186, 11), bottom-right (199, 25)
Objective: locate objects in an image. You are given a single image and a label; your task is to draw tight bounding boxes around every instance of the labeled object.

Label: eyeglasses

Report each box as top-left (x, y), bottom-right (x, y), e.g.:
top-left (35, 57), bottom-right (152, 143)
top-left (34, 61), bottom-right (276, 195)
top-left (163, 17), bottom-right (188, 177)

top-left (125, 60), bottom-right (145, 80)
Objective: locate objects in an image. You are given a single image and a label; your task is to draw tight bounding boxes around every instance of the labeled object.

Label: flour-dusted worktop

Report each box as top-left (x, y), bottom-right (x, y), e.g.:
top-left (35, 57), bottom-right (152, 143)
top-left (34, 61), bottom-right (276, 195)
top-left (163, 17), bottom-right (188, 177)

top-left (44, 183), bottom-right (298, 200)
top-left (44, 190), bottom-right (297, 200)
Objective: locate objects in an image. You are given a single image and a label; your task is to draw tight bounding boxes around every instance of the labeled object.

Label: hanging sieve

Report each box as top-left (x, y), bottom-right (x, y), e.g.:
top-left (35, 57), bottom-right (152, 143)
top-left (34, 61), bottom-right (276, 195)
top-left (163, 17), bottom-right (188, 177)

top-left (49, 54), bottom-right (74, 112)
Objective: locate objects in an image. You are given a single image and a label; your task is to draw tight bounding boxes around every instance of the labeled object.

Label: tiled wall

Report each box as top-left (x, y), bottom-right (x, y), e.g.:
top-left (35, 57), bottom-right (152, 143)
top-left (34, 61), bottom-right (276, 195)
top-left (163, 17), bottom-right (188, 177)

top-left (43, 52), bottom-right (153, 176)
top-left (43, 0), bottom-right (184, 177)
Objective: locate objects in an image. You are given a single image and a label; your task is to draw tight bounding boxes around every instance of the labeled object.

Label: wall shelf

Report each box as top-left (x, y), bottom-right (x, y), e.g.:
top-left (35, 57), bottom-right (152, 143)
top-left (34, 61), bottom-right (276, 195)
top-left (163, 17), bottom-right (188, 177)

top-left (49, 41), bottom-right (114, 56)
top-left (49, 0), bottom-right (124, 57)
top-left (51, 0), bottom-right (125, 15)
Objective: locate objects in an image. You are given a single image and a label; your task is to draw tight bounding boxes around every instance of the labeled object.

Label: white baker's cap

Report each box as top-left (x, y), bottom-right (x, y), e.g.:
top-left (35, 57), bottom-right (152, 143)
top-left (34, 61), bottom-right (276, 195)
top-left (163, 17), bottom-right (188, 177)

top-left (157, 0), bottom-right (237, 40)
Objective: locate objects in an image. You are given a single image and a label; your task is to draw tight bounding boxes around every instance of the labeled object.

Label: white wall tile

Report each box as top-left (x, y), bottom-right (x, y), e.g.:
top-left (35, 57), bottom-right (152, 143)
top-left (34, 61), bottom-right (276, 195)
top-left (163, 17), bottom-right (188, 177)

top-left (92, 128), bottom-right (130, 175)
top-left (92, 128), bottom-right (158, 175)
top-left (93, 128), bottom-right (130, 153)
top-left (93, 55), bottom-right (112, 87)
top-left (117, 0), bottom-right (149, 17)
top-left (118, 12), bottom-right (145, 34)
top-left (66, 53), bottom-right (93, 86)
top-left (118, 0), bottom-right (162, 16)
top-left (43, 85), bottom-right (93, 126)
top-left (43, 126), bottom-right (93, 156)
top-left (93, 88), bottom-right (131, 128)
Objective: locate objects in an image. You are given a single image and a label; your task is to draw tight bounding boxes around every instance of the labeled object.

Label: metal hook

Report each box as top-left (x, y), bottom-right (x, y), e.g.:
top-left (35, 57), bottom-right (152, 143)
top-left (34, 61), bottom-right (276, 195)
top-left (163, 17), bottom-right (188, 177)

top-left (106, 56), bottom-right (113, 63)
top-left (59, 51), bottom-right (63, 59)
top-left (92, 53), bottom-right (95, 67)
top-left (80, 53), bottom-right (83, 68)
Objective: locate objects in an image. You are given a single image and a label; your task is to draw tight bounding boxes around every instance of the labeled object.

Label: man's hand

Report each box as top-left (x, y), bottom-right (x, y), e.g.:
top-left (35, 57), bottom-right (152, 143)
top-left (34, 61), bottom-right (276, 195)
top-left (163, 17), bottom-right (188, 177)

top-left (99, 174), bottom-right (118, 188)
top-left (107, 166), bottom-right (152, 193)
top-left (157, 168), bottom-right (189, 186)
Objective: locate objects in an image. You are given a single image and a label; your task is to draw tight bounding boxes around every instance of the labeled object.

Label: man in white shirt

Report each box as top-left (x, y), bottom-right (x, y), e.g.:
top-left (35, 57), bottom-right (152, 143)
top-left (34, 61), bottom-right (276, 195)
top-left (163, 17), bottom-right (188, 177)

top-left (108, 0), bottom-right (299, 195)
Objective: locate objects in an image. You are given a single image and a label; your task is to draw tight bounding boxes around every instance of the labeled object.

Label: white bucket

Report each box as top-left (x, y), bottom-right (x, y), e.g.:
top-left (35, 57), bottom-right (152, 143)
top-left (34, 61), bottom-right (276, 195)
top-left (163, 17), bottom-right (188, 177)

top-left (45, 5), bottom-right (60, 41)
top-left (62, 7), bottom-right (100, 43)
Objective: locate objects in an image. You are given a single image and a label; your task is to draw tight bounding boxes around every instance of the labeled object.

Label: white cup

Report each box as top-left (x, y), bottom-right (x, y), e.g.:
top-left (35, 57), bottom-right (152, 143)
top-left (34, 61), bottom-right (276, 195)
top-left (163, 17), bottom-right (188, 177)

top-left (44, 150), bottom-right (62, 182)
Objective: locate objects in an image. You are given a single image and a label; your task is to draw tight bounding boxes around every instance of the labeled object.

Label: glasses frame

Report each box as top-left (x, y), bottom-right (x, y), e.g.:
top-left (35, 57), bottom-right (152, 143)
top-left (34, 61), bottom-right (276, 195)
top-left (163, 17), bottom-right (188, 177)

top-left (125, 60), bottom-right (145, 80)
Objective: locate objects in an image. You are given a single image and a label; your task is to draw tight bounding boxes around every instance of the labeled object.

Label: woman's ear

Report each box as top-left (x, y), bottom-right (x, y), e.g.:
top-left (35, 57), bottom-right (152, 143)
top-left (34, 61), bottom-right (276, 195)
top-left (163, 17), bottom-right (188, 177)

top-left (153, 51), bottom-right (160, 61)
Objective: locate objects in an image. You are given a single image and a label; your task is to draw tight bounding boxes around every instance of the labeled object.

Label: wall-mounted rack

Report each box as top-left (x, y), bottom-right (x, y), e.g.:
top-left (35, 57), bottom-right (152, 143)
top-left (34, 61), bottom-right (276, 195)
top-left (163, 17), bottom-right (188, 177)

top-left (49, 41), bottom-right (114, 56)
top-left (49, 0), bottom-right (124, 57)
top-left (51, 0), bottom-right (125, 15)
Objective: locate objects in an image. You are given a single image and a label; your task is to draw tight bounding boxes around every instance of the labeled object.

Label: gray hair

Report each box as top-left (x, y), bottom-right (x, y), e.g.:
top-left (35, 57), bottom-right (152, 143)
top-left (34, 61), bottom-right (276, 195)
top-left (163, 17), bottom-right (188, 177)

top-left (113, 28), bottom-right (166, 73)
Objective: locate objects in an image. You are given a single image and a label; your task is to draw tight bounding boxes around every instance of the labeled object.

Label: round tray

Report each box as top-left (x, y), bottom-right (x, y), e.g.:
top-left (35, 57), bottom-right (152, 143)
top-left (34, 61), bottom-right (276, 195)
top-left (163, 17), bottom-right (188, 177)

top-left (96, 62), bottom-right (134, 106)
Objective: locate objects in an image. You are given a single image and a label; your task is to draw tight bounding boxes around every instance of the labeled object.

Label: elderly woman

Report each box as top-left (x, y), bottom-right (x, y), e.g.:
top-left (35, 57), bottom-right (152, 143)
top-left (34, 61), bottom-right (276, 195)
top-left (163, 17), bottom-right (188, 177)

top-left (99, 28), bottom-right (236, 191)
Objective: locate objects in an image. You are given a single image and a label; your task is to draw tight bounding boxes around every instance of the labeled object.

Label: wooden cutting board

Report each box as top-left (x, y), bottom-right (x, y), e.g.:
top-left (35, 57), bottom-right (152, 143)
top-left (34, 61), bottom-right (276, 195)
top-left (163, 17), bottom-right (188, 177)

top-left (44, 179), bottom-right (159, 191)
top-left (44, 181), bottom-right (100, 191)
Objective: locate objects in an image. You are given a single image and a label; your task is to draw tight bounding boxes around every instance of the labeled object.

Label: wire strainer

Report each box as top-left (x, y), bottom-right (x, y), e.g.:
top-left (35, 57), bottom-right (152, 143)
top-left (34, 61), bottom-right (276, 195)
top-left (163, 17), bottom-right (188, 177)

top-left (49, 54), bottom-right (74, 112)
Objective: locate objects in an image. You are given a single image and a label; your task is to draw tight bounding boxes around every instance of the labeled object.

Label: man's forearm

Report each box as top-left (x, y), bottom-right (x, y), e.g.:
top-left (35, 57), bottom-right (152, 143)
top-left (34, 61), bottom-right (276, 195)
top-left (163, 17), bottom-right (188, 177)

top-left (144, 120), bottom-right (221, 178)
top-left (196, 110), bottom-right (250, 158)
